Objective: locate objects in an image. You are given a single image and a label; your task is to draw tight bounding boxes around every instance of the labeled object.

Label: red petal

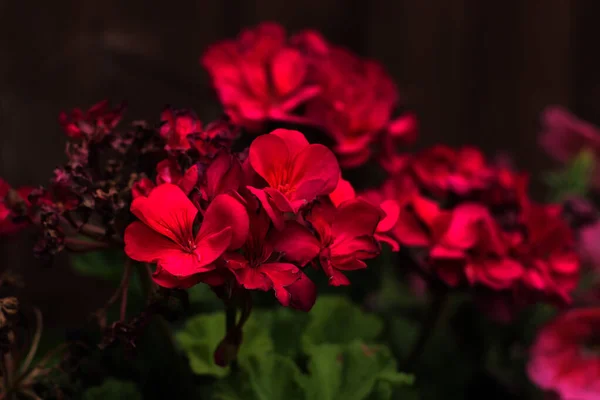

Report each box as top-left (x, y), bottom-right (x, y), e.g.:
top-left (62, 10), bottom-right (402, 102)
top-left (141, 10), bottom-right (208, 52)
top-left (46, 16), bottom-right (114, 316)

top-left (271, 48), bottom-right (306, 96)
top-left (331, 199), bottom-right (382, 241)
top-left (130, 184), bottom-right (197, 244)
top-left (206, 151), bottom-right (243, 199)
top-left (264, 187), bottom-right (295, 213)
top-left (247, 186), bottom-right (285, 230)
top-left (377, 200), bottom-right (400, 232)
top-left (124, 221), bottom-right (182, 263)
top-left (260, 262), bottom-right (301, 287)
top-left (286, 273), bottom-right (317, 311)
top-left (241, 61), bottom-right (269, 99)
top-left (249, 133), bottom-right (289, 185)
top-left (272, 221), bottom-right (321, 266)
top-left (234, 268), bottom-right (271, 291)
top-left (270, 129), bottom-right (310, 159)
top-left (329, 177), bottom-right (356, 207)
top-left (197, 194), bottom-right (249, 250)
top-left (152, 264), bottom-right (204, 289)
top-left (179, 165), bottom-right (199, 195)
top-left (290, 144), bottom-right (340, 196)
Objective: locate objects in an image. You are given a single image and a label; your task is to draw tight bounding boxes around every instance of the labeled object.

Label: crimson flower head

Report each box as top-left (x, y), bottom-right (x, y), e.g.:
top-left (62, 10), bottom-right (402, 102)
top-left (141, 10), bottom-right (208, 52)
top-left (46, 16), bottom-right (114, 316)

top-left (528, 308), bottom-right (600, 400)
top-left (297, 35), bottom-right (414, 168)
top-left (124, 184), bottom-right (249, 288)
top-left (511, 202), bottom-right (580, 305)
top-left (275, 199), bottom-right (382, 286)
top-left (223, 201), bottom-right (316, 311)
top-left (58, 100), bottom-right (124, 141)
top-left (202, 22), bottom-right (320, 128)
top-left (409, 145), bottom-right (493, 198)
top-left (427, 202), bottom-right (522, 289)
top-left (247, 129), bottom-right (340, 228)
top-left (159, 107), bottom-right (202, 151)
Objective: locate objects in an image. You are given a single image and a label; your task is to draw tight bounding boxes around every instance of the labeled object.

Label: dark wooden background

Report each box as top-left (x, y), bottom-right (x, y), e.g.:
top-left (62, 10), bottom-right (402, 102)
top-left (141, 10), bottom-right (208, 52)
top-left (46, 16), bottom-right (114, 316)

top-left (0, 1), bottom-right (597, 326)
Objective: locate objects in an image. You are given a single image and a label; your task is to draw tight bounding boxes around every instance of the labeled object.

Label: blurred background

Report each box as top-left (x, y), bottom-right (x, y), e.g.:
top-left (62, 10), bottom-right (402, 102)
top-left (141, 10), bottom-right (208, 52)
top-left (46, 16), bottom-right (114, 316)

top-left (0, 0), bottom-right (595, 330)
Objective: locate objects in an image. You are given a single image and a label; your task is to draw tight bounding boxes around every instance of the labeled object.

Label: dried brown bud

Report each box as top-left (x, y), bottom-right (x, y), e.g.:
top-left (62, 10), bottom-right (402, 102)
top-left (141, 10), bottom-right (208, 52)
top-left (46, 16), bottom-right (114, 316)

top-left (0, 297), bottom-right (18, 317)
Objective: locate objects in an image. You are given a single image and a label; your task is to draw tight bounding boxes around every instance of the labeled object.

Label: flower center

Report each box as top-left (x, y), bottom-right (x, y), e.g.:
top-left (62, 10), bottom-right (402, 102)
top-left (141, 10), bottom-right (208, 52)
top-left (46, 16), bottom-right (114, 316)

top-left (276, 183), bottom-right (295, 196)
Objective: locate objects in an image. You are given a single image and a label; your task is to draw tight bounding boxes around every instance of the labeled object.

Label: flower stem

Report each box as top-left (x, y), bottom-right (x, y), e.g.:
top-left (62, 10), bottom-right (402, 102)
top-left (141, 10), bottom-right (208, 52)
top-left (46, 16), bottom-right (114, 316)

top-left (225, 304), bottom-right (239, 372)
top-left (1, 353), bottom-right (16, 400)
top-left (403, 288), bottom-right (448, 371)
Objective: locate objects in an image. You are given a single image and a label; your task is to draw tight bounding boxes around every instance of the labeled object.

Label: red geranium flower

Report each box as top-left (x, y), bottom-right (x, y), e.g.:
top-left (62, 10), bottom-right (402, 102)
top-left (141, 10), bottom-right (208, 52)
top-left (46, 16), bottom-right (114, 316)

top-left (202, 23), bottom-right (320, 128)
top-left (301, 43), bottom-right (409, 168)
top-left (528, 308), bottom-right (600, 400)
top-left (124, 184), bottom-right (249, 288)
top-left (58, 100), bottom-right (124, 141)
top-left (159, 107), bottom-right (202, 151)
top-left (336, 179), bottom-right (400, 251)
top-left (274, 198), bottom-right (382, 286)
top-left (428, 202), bottom-right (523, 288)
top-left (247, 129), bottom-right (340, 228)
top-left (510, 203), bottom-right (580, 304)
top-left (223, 202), bottom-right (316, 311)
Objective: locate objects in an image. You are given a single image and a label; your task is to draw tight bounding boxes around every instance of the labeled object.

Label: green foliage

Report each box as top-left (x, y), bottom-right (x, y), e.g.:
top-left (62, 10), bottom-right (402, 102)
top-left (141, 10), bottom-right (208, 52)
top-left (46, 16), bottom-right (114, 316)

top-left (82, 378), bottom-right (142, 400)
top-left (178, 296), bottom-right (411, 400)
top-left (176, 312), bottom-right (273, 377)
top-left (544, 149), bottom-right (595, 201)
top-left (302, 296), bottom-right (383, 349)
top-left (70, 250), bottom-right (128, 282)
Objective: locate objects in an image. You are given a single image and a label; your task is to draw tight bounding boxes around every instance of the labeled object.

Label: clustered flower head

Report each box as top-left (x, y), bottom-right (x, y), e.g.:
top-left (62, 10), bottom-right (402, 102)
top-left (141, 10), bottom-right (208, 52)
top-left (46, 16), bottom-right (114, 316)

top-left (124, 128), bottom-right (386, 311)
top-left (202, 22), bottom-right (417, 169)
top-left (528, 308), bottom-right (600, 400)
top-left (361, 144), bottom-right (580, 320)
top-left (0, 21), bottom-right (593, 399)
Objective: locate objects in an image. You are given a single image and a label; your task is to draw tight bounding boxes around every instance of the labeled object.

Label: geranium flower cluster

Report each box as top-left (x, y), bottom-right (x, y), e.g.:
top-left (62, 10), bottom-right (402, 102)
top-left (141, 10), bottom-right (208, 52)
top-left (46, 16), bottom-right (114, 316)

top-left (1, 96), bottom-right (386, 313)
top-left (202, 22), bottom-right (417, 169)
top-left (359, 145), bottom-right (580, 320)
top-left (124, 128), bottom-right (385, 311)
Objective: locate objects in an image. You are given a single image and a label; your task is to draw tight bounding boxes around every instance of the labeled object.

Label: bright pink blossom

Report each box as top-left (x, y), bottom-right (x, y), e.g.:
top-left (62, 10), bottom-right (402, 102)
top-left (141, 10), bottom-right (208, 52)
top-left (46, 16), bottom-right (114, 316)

top-left (247, 129), bottom-right (340, 228)
top-left (124, 184), bottom-right (249, 288)
top-left (202, 23), bottom-right (320, 128)
top-left (528, 308), bottom-right (600, 400)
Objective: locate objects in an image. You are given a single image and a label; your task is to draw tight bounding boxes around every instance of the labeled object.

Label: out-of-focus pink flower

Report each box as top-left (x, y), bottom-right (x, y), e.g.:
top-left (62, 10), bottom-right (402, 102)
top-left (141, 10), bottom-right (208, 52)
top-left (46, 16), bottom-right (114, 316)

top-left (528, 308), bottom-right (600, 400)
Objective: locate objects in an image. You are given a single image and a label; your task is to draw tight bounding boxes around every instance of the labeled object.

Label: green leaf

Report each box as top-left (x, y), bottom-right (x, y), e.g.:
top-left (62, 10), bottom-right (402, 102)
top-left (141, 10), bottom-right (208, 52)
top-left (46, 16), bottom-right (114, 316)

top-left (303, 296), bottom-right (383, 349)
top-left (544, 149), bottom-right (595, 201)
top-left (82, 378), bottom-right (142, 400)
top-left (213, 353), bottom-right (305, 400)
top-left (70, 250), bottom-right (127, 281)
top-left (303, 341), bottom-right (413, 400)
top-left (176, 311), bottom-right (273, 377)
